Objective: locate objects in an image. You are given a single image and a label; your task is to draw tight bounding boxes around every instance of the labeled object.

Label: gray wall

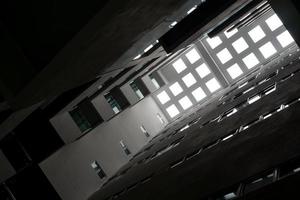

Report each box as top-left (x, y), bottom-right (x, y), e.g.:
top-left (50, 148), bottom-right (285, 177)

top-left (91, 95), bottom-right (115, 121)
top-left (40, 96), bottom-right (168, 200)
top-left (120, 84), bottom-right (140, 105)
top-left (0, 150), bottom-right (15, 183)
top-left (50, 112), bottom-right (83, 144)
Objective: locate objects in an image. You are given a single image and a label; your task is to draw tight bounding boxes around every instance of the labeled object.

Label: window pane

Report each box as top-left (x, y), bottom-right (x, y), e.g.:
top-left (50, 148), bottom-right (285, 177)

top-left (169, 82), bottom-right (183, 96)
top-left (195, 63), bottom-right (211, 78)
top-left (179, 96), bottom-right (193, 110)
top-left (166, 104), bottom-right (180, 118)
top-left (243, 53), bottom-right (260, 69)
top-left (227, 64), bottom-right (243, 79)
top-left (206, 78), bottom-right (221, 93)
top-left (173, 59), bottom-right (187, 74)
top-left (157, 91), bottom-right (170, 104)
top-left (266, 14), bottom-right (283, 31)
top-left (192, 87), bottom-right (207, 102)
top-left (217, 48), bottom-right (233, 64)
top-left (185, 48), bottom-right (201, 64)
top-left (248, 25), bottom-right (266, 43)
top-left (182, 73), bottom-right (197, 88)
top-left (259, 42), bottom-right (277, 59)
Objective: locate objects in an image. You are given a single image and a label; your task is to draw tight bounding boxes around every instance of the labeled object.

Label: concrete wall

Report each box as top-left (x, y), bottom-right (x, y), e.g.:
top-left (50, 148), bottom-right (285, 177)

top-left (0, 149), bottom-right (15, 183)
top-left (120, 84), bottom-right (140, 105)
top-left (40, 96), bottom-right (168, 200)
top-left (91, 95), bottom-right (115, 121)
top-left (50, 112), bottom-right (83, 144)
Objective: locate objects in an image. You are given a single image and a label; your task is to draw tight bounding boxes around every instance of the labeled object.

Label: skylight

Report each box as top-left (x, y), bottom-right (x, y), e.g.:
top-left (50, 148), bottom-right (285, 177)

top-left (232, 37), bottom-right (249, 54)
top-left (206, 78), bottom-right (221, 93)
top-left (227, 64), bottom-right (243, 79)
top-left (259, 42), bottom-right (277, 59)
top-left (265, 14), bottom-right (283, 31)
top-left (179, 96), bottom-right (193, 110)
top-left (169, 82), bottom-right (183, 96)
top-left (277, 30), bottom-right (294, 48)
top-left (157, 91), bottom-right (170, 104)
top-left (182, 73), bottom-right (197, 88)
top-left (192, 87), bottom-right (206, 102)
top-left (195, 63), bottom-right (211, 78)
top-left (242, 53), bottom-right (260, 69)
top-left (248, 25), bottom-right (266, 43)
top-left (185, 48), bottom-right (201, 64)
top-left (206, 36), bottom-right (222, 49)
top-left (173, 59), bottom-right (187, 74)
top-left (217, 48), bottom-right (233, 64)
top-left (166, 104), bottom-right (180, 118)
top-left (224, 28), bottom-right (238, 38)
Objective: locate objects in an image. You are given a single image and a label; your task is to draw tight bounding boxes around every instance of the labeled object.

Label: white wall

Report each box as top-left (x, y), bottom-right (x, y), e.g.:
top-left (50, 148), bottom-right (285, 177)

top-left (40, 96), bottom-right (167, 200)
top-left (0, 150), bottom-right (15, 183)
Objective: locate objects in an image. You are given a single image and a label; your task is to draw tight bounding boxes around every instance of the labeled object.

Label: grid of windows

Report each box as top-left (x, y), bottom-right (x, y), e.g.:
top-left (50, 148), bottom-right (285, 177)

top-left (202, 10), bottom-right (296, 82)
top-left (156, 47), bottom-right (222, 119)
top-left (152, 8), bottom-right (296, 120)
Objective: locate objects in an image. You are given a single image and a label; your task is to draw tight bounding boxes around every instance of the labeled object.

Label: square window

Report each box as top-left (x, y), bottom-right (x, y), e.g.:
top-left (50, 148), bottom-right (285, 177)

top-left (195, 63), bottom-right (211, 78)
top-left (166, 104), bottom-right (180, 118)
top-left (217, 48), bottom-right (233, 64)
top-left (185, 48), bottom-right (201, 64)
top-left (242, 53), bottom-right (260, 69)
top-left (173, 59), bottom-right (187, 74)
top-left (206, 36), bottom-right (222, 49)
top-left (157, 91), bottom-right (170, 104)
top-left (266, 14), bottom-right (283, 31)
top-left (232, 37), bottom-right (249, 54)
top-left (277, 30), bottom-right (294, 48)
top-left (259, 42), bottom-right (277, 59)
top-left (227, 64), bottom-right (243, 79)
top-left (224, 28), bottom-right (238, 38)
top-left (248, 25), bottom-right (266, 43)
top-left (192, 87), bottom-right (207, 102)
top-left (206, 78), bottom-right (221, 93)
top-left (179, 96), bottom-right (193, 110)
top-left (169, 82), bottom-right (183, 96)
top-left (182, 73), bottom-right (197, 88)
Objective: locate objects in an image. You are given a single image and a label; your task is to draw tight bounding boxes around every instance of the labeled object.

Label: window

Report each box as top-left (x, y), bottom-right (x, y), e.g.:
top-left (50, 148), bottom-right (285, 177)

top-left (149, 72), bottom-right (165, 89)
top-left (192, 87), bottom-right (206, 102)
top-left (265, 14), bottom-right (283, 31)
top-left (227, 64), bottom-right (243, 79)
top-left (243, 53), bottom-right (260, 69)
top-left (179, 96), bottom-right (193, 110)
top-left (185, 48), bottom-right (201, 64)
top-left (91, 161), bottom-right (106, 179)
top-left (206, 36), bottom-right (222, 49)
top-left (232, 37), bottom-right (249, 54)
top-left (105, 94), bottom-right (121, 114)
top-left (70, 108), bottom-right (91, 133)
top-left (206, 78), bottom-right (221, 93)
top-left (157, 91), bottom-right (170, 104)
top-left (259, 42), bottom-right (277, 59)
top-left (169, 82), bottom-right (183, 96)
top-left (217, 48), bottom-right (233, 64)
top-left (140, 125), bottom-right (150, 137)
top-left (195, 63), bottom-right (211, 78)
top-left (277, 30), bottom-right (294, 48)
top-left (166, 104), bottom-right (180, 118)
top-left (173, 59), bottom-right (187, 73)
top-left (182, 73), bottom-right (197, 88)
top-left (151, 78), bottom-right (160, 89)
top-left (120, 140), bottom-right (131, 155)
top-left (130, 82), bottom-right (144, 99)
top-left (248, 25), bottom-right (266, 43)
top-left (224, 28), bottom-right (238, 38)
